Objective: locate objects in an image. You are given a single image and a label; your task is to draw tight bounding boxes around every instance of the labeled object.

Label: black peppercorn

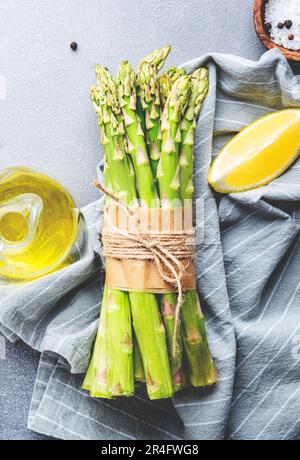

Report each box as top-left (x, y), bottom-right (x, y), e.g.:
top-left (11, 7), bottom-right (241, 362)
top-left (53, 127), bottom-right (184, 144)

top-left (277, 22), bottom-right (284, 29)
top-left (265, 22), bottom-right (272, 32)
top-left (284, 20), bottom-right (293, 29)
top-left (288, 34), bottom-right (294, 41)
top-left (70, 42), bottom-right (78, 51)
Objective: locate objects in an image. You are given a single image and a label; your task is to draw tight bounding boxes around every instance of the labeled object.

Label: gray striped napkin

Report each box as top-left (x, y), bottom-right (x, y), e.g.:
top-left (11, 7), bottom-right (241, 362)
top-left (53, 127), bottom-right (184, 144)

top-left (0, 49), bottom-right (300, 440)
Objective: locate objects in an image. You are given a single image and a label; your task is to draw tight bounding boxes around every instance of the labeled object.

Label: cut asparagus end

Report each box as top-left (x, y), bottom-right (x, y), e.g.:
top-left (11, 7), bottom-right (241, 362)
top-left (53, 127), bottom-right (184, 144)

top-left (160, 293), bottom-right (184, 392)
top-left (82, 287), bottom-right (113, 399)
top-left (181, 291), bottom-right (218, 387)
top-left (129, 292), bottom-right (174, 400)
top-left (106, 289), bottom-right (134, 397)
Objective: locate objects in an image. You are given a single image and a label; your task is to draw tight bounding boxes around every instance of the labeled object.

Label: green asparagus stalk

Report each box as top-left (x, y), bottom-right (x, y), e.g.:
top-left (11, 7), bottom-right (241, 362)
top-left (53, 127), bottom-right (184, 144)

top-left (157, 75), bottom-right (191, 206)
top-left (180, 68), bottom-right (209, 202)
top-left (137, 61), bottom-right (190, 392)
top-left (156, 72), bottom-right (217, 388)
top-left (92, 67), bottom-right (137, 206)
top-left (116, 61), bottom-right (159, 208)
top-left (84, 68), bottom-right (136, 399)
top-left (135, 45), bottom-right (171, 137)
top-left (157, 67), bottom-right (189, 391)
top-left (101, 133), bottom-right (136, 397)
top-left (178, 68), bottom-right (217, 386)
top-left (129, 292), bottom-right (173, 399)
top-left (155, 76), bottom-right (191, 390)
top-left (106, 288), bottom-right (134, 396)
top-left (82, 159), bottom-right (113, 397)
top-left (160, 294), bottom-right (184, 392)
top-left (181, 291), bottom-right (217, 386)
top-left (82, 287), bottom-right (113, 398)
top-left (117, 61), bottom-right (173, 399)
top-left (136, 61), bottom-right (162, 178)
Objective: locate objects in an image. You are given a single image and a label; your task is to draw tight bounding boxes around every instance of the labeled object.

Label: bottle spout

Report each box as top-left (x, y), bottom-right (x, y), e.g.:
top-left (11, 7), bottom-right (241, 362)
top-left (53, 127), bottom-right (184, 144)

top-left (0, 193), bottom-right (43, 255)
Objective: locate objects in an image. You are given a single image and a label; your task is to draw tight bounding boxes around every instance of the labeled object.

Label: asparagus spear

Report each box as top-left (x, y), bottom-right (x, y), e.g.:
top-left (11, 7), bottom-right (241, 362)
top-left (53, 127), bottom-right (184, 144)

top-left (129, 292), bottom-right (173, 399)
top-left (137, 45), bottom-right (171, 74)
top-left (160, 294), bottom-right (184, 392)
top-left (179, 68), bottom-right (217, 386)
top-left (92, 67), bottom-right (137, 206)
top-left (181, 291), bottom-right (217, 386)
top-left (157, 72), bottom-right (217, 388)
top-left (136, 61), bottom-right (162, 178)
top-left (106, 288), bottom-right (134, 396)
top-left (157, 75), bottom-right (191, 207)
top-left (84, 69), bottom-right (136, 398)
top-left (137, 64), bottom-right (190, 392)
top-left (82, 287), bottom-right (113, 398)
top-left (116, 61), bottom-right (159, 208)
top-left (117, 61), bottom-right (173, 399)
top-left (155, 76), bottom-right (191, 390)
top-left (136, 45), bottom-right (171, 137)
top-left (180, 68), bottom-right (209, 202)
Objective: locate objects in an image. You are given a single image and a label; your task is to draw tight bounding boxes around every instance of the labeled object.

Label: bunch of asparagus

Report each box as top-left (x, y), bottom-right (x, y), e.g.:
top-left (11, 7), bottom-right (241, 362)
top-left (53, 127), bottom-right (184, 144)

top-left (83, 46), bottom-right (217, 400)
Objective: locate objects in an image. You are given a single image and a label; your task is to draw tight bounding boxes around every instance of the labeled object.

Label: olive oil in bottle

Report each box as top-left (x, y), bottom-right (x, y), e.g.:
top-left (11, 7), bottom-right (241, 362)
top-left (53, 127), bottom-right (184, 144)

top-left (0, 167), bottom-right (79, 280)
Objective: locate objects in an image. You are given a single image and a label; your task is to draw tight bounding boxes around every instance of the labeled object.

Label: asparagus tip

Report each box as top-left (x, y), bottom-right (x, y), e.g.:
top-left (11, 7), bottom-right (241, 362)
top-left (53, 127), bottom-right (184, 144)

top-left (138, 45), bottom-right (172, 73)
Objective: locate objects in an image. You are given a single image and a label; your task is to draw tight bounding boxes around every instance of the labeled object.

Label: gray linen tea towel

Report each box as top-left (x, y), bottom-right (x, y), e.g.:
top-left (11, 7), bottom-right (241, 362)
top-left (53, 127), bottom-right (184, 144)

top-left (0, 49), bottom-right (300, 440)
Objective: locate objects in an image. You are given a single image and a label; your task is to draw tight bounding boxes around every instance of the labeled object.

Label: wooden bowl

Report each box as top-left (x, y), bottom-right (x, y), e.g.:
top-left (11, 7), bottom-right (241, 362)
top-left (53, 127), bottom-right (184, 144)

top-left (254, 0), bottom-right (300, 62)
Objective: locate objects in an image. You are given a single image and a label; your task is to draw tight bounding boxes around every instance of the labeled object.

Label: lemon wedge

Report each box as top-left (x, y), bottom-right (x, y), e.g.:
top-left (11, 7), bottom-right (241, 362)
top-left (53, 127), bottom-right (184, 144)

top-left (208, 109), bottom-right (300, 193)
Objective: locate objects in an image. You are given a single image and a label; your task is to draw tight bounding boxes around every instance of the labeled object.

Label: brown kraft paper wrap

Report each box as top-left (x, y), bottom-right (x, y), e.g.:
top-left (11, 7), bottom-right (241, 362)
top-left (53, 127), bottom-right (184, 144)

top-left (102, 204), bottom-right (196, 293)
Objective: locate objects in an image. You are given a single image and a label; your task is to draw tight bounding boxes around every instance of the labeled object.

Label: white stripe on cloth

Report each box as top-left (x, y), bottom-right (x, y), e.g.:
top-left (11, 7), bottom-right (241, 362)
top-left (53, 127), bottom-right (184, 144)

top-left (215, 117), bottom-right (249, 127)
top-left (52, 378), bottom-right (182, 440)
top-left (236, 276), bottom-right (300, 371)
top-left (222, 211), bottom-right (258, 235)
top-left (22, 274), bottom-right (98, 341)
top-left (226, 240), bottom-right (282, 277)
top-left (185, 419), bottom-right (224, 427)
top-left (33, 413), bottom-right (88, 440)
top-left (194, 133), bottom-right (213, 149)
top-left (174, 396), bottom-right (231, 408)
top-left (205, 238), bottom-right (281, 303)
top-left (231, 322), bottom-right (300, 410)
top-left (283, 417), bottom-right (300, 440)
top-left (236, 240), bottom-right (299, 339)
top-left (45, 394), bottom-right (136, 440)
top-left (219, 79), bottom-right (283, 100)
top-left (217, 98), bottom-right (279, 112)
top-left (15, 266), bottom-right (96, 337)
top-left (255, 386), bottom-right (300, 439)
top-left (230, 354), bottom-right (300, 438)
top-left (197, 221), bottom-right (278, 281)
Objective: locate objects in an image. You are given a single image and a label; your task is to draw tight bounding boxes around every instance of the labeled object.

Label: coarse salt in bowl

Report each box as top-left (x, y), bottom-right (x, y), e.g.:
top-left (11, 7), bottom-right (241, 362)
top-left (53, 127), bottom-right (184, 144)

top-left (265, 0), bottom-right (300, 51)
top-left (254, 0), bottom-right (300, 61)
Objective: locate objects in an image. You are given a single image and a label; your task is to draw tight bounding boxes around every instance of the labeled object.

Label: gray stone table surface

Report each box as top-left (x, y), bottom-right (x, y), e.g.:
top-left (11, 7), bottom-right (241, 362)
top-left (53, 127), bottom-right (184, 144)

top-left (0, 0), bottom-right (298, 440)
